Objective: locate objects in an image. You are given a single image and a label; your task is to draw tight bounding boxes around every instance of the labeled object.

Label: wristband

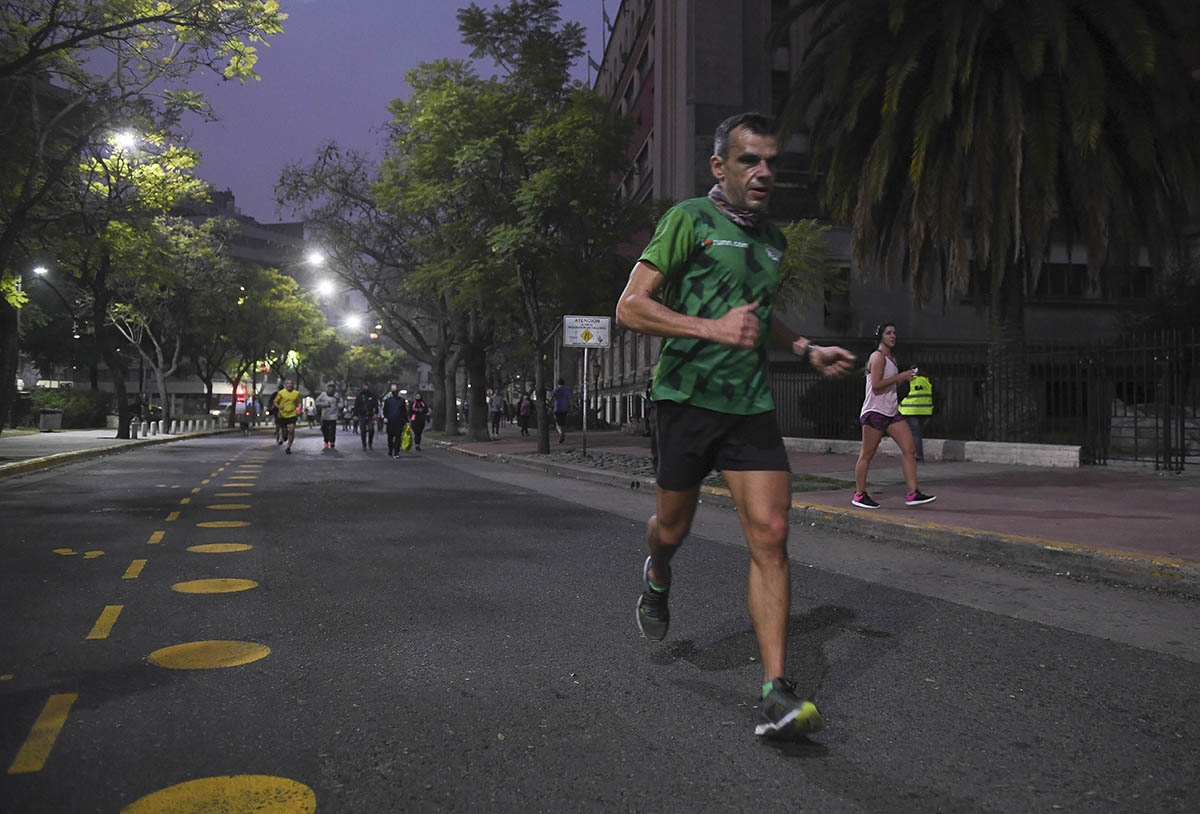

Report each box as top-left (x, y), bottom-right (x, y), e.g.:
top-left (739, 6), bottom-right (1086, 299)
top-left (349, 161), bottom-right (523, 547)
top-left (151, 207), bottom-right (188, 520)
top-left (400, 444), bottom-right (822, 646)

top-left (799, 342), bottom-right (812, 364)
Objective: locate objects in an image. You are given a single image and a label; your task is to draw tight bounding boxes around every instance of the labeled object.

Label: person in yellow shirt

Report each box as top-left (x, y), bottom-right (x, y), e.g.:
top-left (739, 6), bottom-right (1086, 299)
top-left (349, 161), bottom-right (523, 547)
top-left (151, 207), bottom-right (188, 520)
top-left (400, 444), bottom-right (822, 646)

top-left (273, 379), bottom-right (304, 454)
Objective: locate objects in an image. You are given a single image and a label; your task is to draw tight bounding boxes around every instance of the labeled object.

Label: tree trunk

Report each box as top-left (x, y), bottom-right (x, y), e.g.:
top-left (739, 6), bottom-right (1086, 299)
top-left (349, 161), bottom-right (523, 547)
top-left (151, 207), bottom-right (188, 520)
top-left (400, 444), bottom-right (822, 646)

top-left (983, 260), bottom-right (1038, 441)
top-left (534, 345), bottom-right (551, 454)
top-left (0, 300), bottom-right (17, 434)
top-left (464, 342), bottom-right (490, 441)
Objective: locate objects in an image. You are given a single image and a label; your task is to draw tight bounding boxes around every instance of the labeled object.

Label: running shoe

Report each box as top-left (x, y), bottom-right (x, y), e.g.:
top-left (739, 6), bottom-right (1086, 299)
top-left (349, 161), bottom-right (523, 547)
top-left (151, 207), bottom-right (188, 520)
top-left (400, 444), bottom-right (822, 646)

top-left (755, 678), bottom-right (824, 738)
top-left (852, 491), bottom-right (880, 509)
top-left (906, 490), bottom-right (936, 505)
top-left (636, 556), bottom-right (670, 641)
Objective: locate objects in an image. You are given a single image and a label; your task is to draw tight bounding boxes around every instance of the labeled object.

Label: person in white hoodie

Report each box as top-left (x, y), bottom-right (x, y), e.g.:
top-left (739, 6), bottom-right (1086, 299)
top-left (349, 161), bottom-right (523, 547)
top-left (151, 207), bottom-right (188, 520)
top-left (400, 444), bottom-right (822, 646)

top-left (313, 383), bottom-right (343, 450)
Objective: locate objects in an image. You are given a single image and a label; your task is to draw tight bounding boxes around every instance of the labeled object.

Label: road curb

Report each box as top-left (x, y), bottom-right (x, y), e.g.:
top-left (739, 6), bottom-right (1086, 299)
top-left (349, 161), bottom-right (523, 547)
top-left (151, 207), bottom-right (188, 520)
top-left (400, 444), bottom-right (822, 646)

top-left (440, 442), bottom-right (1200, 600)
top-left (0, 429), bottom-right (238, 480)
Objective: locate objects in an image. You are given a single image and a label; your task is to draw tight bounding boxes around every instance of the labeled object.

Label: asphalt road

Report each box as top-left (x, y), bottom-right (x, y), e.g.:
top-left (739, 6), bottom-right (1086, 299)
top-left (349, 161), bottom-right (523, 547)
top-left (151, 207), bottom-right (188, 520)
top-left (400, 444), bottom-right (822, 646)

top-left (0, 429), bottom-right (1196, 813)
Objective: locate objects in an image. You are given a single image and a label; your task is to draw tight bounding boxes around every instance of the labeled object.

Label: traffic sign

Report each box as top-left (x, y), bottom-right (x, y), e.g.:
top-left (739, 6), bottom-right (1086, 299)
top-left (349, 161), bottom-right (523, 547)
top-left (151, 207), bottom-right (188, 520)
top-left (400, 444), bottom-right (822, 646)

top-left (563, 315), bottom-right (611, 348)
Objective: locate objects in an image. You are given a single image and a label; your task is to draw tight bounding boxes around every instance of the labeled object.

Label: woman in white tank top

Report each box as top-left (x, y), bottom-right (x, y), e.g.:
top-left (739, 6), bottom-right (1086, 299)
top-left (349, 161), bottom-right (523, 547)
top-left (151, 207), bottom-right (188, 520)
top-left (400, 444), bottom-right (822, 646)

top-left (852, 323), bottom-right (935, 509)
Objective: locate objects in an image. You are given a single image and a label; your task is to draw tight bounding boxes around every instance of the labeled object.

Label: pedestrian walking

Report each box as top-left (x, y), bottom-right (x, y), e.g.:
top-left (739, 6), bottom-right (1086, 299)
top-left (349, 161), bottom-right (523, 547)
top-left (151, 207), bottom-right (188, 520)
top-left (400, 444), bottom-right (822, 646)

top-left (615, 111), bottom-right (856, 739)
top-left (517, 393), bottom-right (533, 437)
top-left (382, 384), bottom-right (409, 458)
top-left (341, 403), bottom-right (352, 432)
top-left (408, 392), bottom-right (428, 451)
top-left (488, 388), bottom-right (504, 438)
top-left (353, 383), bottom-right (379, 450)
top-left (898, 368), bottom-right (934, 462)
top-left (550, 378), bottom-right (571, 443)
top-left (272, 379), bottom-right (303, 455)
top-left (853, 322), bottom-right (936, 508)
top-left (314, 383), bottom-right (343, 450)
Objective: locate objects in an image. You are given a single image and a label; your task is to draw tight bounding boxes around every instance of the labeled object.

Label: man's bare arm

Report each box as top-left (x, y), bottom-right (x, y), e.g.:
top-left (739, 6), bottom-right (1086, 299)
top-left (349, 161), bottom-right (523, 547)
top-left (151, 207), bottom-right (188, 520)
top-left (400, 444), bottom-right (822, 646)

top-left (616, 261), bottom-right (761, 348)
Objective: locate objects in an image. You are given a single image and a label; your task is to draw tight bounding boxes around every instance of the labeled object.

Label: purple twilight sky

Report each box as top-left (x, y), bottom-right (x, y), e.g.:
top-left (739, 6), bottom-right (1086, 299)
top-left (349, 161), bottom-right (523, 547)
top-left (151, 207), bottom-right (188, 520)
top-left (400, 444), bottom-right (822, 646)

top-left (184, 0), bottom-right (610, 224)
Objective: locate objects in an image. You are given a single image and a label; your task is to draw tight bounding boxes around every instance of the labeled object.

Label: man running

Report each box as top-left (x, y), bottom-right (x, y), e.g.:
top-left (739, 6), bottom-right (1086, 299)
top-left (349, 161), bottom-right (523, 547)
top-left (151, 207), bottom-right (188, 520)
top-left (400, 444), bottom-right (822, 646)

top-left (272, 379), bottom-right (304, 455)
top-left (615, 112), bottom-right (855, 739)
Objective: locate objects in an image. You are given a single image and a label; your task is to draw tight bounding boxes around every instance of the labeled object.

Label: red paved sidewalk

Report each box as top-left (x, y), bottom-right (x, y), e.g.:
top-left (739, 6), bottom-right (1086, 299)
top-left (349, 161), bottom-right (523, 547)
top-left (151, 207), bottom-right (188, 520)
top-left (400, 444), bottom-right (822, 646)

top-left (446, 428), bottom-right (1200, 572)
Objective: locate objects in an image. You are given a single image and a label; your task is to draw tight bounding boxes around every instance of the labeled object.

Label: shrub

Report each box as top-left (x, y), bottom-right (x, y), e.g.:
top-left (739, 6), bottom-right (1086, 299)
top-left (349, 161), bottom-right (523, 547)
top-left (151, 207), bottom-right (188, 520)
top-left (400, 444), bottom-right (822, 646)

top-left (29, 388), bottom-right (111, 429)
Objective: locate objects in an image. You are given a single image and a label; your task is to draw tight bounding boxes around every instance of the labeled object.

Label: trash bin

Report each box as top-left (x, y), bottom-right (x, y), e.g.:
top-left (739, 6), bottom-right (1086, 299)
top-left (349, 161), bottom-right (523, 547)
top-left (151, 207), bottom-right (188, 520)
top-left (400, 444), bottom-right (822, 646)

top-left (39, 407), bottom-right (63, 432)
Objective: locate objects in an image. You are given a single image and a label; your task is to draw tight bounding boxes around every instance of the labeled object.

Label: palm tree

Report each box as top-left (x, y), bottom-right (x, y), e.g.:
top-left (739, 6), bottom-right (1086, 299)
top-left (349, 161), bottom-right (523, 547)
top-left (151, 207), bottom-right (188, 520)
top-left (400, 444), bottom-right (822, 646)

top-left (774, 0), bottom-right (1200, 439)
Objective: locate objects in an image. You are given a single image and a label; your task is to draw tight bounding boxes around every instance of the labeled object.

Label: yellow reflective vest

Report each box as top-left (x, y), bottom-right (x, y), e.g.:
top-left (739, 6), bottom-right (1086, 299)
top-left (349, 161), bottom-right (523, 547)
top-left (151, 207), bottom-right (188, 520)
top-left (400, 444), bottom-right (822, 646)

top-left (899, 375), bottom-right (933, 416)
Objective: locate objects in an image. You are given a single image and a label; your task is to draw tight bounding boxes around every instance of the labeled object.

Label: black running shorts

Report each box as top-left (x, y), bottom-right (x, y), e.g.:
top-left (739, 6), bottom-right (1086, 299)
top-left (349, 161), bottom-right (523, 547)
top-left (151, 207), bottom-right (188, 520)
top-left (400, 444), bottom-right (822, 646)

top-left (653, 400), bottom-right (790, 491)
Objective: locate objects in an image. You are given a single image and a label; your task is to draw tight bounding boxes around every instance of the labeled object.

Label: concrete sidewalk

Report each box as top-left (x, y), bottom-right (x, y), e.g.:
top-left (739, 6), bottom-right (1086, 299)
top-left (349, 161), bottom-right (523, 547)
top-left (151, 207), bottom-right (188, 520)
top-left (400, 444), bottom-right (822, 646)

top-left (439, 427), bottom-right (1200, 599)
top-left (0, 425), bottom-right (235, 478)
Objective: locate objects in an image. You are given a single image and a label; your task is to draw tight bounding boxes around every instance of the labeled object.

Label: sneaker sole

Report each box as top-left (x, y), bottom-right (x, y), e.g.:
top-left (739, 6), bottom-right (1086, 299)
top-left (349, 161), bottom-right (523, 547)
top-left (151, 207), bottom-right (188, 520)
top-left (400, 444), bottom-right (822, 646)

top-left (906, 496), bottom-right (937, 506)
top-left (851, 499), bottom-right (880, 509)
top-left (754, 703), bottom-right (824, 737)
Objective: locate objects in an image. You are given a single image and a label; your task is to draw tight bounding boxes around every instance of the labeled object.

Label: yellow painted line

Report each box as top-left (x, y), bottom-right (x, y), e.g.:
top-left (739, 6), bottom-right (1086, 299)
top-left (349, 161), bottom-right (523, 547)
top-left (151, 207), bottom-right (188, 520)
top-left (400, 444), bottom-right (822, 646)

top-left (122, 559), bottom-right (147, 579)
top-left (221, 484), bottom-right (255, 488)
top-left (187, 543), bottom-right (253, 554)
top-left (165, 511), bottom-right (180, 522)
top-left (196, 521), bottom-right (250, 529)
top-left (86, 605), bottom-right (123, 640)
top-left (121, 774), bottom-right (316, 812)
top-left (147, 530), bottom-right (165, 545)
top-left (172, 578), bottom-right (258, 594)
top-left (191, 487), bottom-right (201, 494)
top-left (0, 674), bottom-right (12, 681)
top-left (201, 479), bottom-right (210, 484)
top-left (147, 640), bottom-right (271, 670)
top-left (179, 497), bottom-right (191, 505)
top-left (214, 492), bottom-right (251, 497)
top-left (206, 504), bottom-right (251, 510)
top-left (7, 693), bottom-right (78, 774)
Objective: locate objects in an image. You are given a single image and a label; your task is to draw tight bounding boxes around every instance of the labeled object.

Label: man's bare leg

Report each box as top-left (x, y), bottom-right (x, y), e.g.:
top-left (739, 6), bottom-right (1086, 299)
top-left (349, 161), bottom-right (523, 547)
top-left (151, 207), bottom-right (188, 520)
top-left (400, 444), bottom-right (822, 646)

top-left (722, 469), bottom-right (792, 682)
top-left (646, 485), bottom-right (700, 587)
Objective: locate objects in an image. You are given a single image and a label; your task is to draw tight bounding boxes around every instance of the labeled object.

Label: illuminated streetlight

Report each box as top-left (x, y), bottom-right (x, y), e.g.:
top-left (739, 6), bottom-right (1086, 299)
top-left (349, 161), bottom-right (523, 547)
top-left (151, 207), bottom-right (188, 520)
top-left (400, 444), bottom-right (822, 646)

top-left (306, 250), bottom-right (326, 266)
top-left (315, 279), bottom-right (336, 298)
top-left (113, 131), bottom-right (137, 151)
top-left (33, 266), bottom-right (48, 275)
top-left (344, 314), bottom-right (364, 331)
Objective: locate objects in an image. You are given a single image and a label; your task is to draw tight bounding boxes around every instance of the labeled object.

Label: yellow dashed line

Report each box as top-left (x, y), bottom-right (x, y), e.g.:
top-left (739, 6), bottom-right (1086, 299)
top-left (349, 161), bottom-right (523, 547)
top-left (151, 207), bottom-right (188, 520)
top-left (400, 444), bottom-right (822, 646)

top-left (122, 559), bottom-right (147, 579)
top-left (201, 479), bottom-right (210, 485)
top-left (147, 531), bottom-right (165, 545)
top-left (191, 487), bottom-right (201, 494)
top-left (179, 497), bottom-right (190, 505)
top-left (165, 511), bottom-right (180, 522)
top-left (7, 693), bottom-right (77, 774)
top-left (85, 605), bottom-right (123, 640)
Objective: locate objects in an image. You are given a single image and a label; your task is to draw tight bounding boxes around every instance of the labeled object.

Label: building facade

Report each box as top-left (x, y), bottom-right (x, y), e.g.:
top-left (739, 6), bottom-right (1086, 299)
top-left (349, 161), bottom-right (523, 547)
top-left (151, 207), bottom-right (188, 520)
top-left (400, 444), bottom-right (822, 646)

top-left (580, 0), bottom-right (1172, 433)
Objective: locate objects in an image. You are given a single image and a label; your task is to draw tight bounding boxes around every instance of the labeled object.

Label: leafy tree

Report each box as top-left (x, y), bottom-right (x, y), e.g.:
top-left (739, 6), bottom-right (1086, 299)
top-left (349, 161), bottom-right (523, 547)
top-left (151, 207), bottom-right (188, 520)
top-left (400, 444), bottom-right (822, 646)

top-left (1, 0), bottom-right (285, 430)
top-left (775, 0), bottom-right (1200, 439)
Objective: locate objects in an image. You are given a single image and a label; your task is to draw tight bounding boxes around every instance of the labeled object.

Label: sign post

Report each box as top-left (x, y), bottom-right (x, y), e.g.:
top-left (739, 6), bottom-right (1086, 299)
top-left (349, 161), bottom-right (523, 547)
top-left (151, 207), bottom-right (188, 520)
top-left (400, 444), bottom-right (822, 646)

top-left (562, 315), bottom-right (612, 455)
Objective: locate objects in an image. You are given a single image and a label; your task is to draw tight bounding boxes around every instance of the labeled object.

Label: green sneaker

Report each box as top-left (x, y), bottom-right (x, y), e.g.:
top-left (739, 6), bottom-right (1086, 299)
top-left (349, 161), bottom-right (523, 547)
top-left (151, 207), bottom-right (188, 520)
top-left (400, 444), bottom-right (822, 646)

top-left (755, 678), bottom-right (823, 737)
top-left (636, 556), bottom-right (670, 641)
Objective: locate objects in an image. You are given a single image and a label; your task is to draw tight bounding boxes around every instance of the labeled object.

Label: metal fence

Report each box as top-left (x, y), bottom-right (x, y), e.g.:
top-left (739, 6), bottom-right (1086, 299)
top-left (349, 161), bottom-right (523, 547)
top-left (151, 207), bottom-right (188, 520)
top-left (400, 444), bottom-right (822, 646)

top-left (771, 328), bottom-right (1199, 471)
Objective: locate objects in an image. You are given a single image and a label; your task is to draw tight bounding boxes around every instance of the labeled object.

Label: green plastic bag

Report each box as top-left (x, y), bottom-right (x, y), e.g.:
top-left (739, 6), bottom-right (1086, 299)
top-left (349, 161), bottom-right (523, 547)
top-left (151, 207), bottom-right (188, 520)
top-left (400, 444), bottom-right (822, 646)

top-left (401, 423), bottom-right (413, 451)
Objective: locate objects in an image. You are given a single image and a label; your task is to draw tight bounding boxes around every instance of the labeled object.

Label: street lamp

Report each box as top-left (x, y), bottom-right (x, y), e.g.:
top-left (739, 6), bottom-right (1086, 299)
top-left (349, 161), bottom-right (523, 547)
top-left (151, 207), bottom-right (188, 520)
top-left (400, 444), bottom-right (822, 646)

top-left (306, 249), bottom-right (326, 266)
top-left (315, 279), bottom-right (336, 298)
top-left (344, 314), bottom-right (364, 332)
top-left (112, 131), bottom-right (138, 152)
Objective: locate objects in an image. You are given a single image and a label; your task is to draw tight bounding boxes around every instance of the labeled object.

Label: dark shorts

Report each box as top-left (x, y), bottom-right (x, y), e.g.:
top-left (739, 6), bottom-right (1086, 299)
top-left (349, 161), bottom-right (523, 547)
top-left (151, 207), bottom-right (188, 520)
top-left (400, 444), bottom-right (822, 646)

top-left (860, 411), bottom-right (905, 431)
top-left (279, 416), bottom-right (297, 425)
top-left (654, 401), bottom-right (790, 492)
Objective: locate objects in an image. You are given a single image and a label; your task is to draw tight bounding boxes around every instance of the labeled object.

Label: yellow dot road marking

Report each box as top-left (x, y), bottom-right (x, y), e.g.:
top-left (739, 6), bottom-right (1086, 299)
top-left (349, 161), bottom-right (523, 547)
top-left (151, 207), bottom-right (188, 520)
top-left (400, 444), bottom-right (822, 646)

top-left (196, 520), bottom-right (250, 528)
top-left (120, 775), bottom-right (316, 813)
top-left (171, 578), bottom-right (258, 594)
top-left (179, 497), bottom-right (190, 505)
top-left (214, 492), bottom-right (251, 497)
top-left (147, 530), bottom-right (165, 545)
top-left (206, 504), bottom-right (251, 510)
top-left (83, 550), bottom-right (103, 559)
top-left (86, 605), bottom-right (123, 640)
top-left (0, 674), bottom-right (12, 680)
top-left (165, 511), bottom-right (180, 522)
top-left (7, 693), bottom-right (78, 775)
top-left (200, 479), bottom-right (210, 484)
top-left (53, 548), bottom-right (76, 556)
top-left (187, 544), bottom-right (253, 554)
top-left (122, 559), bottom-right (147, 579)
top-left (190, 487), bottom-right (201, 494)
top-left (147, 641), bottom-right (270, 670)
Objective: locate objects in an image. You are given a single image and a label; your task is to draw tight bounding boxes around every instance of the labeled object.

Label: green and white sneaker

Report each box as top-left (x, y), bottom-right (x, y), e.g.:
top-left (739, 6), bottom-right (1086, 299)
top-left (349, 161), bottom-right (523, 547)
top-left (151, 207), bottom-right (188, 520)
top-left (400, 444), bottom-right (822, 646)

top-left (636, 556), bottom-right (670, 641)
top-left (755, 678), bottom-right (823, 737)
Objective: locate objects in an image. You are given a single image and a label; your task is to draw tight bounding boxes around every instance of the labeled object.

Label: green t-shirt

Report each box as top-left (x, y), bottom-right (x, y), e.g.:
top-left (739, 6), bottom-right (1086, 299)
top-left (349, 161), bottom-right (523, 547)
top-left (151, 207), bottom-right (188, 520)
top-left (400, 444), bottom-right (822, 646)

top-left (640, 197), bottom-right (785, 415)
